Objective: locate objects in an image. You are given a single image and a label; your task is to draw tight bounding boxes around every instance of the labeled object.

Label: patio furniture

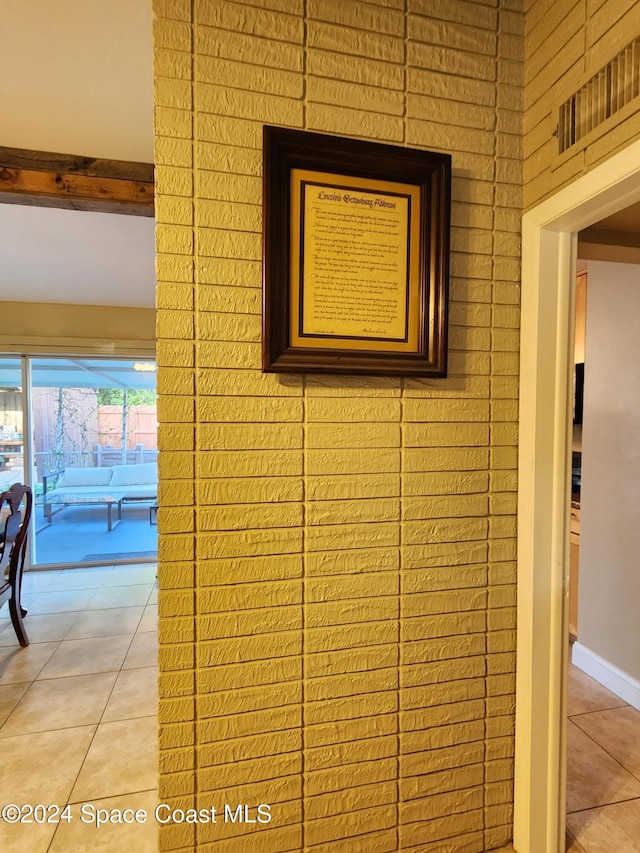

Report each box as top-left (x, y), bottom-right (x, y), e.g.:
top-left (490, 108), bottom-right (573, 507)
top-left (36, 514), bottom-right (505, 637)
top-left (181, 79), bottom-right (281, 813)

top-left (43, 462), bottom-right (157, 531)
top-left (121, 493), bottom-right (159, 525)
top-left (0, 482), bottom-right (33, 647)
top-left (47, 493), bottom-right (123, 532)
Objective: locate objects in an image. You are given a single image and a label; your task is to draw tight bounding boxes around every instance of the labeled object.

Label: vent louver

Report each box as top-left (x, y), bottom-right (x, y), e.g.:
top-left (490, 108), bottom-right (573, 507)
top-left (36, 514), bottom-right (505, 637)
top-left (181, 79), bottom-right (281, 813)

top-left (558, 38), bottom-right (640, 153)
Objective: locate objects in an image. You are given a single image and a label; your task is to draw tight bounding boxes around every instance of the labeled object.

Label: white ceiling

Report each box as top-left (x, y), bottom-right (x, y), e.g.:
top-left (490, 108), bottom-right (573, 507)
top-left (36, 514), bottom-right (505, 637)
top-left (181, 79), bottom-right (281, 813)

top-left (0, 205), bottom-right (156, 307)
top-left (0, 0), bottom-right (156, 309)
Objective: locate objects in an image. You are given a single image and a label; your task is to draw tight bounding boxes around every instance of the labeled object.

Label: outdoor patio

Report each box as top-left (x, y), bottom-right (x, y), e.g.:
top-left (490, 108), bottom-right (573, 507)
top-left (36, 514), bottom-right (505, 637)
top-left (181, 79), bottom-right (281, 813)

top-left (33, 501), bottom-right (157, 567)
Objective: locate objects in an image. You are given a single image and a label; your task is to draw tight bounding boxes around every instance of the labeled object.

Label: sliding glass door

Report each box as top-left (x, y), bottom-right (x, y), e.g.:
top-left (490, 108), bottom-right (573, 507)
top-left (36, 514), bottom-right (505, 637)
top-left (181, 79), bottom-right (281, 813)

top-left (0, 358), bottom-right (24, 495)
top-left (0, 355), bottom-right (158, 569)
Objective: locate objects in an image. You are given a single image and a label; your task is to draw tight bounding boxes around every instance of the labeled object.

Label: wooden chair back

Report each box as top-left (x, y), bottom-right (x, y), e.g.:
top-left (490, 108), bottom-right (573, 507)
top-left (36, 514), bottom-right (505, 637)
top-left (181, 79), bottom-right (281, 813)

top-left (0, 482), bottom-right (33, 647)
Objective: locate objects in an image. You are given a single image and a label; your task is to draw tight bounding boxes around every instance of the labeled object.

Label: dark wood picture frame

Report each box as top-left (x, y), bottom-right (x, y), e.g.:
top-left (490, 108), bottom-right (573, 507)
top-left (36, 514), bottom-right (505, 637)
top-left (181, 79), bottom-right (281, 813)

top-left (262, 126), bottom-right (451, 376)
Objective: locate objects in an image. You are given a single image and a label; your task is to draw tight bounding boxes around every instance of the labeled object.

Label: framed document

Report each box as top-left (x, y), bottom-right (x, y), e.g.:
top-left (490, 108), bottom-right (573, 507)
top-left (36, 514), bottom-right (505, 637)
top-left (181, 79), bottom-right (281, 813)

top-left (262, 126), bottom-right (451, 376)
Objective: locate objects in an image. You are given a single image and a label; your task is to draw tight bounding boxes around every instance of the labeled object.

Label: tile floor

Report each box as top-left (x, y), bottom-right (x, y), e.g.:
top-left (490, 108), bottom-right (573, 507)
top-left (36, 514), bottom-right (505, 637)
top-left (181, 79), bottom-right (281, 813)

top-left (566, 662), bottom-right (640, 852)
top-left (0, 564), bottom-right (158, 852)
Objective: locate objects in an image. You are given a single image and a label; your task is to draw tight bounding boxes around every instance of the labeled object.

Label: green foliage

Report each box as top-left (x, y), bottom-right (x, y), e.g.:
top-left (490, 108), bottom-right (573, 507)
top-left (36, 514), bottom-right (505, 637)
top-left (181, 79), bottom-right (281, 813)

top-left (96, 389), bottom-right (156, 406)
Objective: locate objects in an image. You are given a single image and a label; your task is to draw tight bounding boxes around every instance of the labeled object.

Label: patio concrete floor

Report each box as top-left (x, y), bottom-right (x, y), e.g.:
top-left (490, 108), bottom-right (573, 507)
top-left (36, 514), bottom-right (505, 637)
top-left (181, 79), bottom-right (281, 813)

top-left (32, 502), bottom-right (157, 567)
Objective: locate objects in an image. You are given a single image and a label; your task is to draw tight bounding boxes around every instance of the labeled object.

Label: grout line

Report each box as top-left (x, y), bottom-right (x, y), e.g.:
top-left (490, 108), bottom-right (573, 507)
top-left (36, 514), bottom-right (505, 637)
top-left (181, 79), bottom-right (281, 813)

top-left (571, 718), bottom-right (640, 782)
top-left (567, 681), bottom-right (640, 821)
top-left (0, 564), bottom-right (159, 853)
top-left (567, 794), bottom-right (640, 816)
top-left (567, 703), bottom-right (629, 717)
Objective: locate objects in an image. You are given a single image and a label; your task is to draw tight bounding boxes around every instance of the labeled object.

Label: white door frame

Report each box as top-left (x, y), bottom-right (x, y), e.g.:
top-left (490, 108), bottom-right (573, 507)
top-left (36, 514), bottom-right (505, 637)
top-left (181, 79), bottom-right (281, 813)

top-left (514, 138), bottom-right (640, 853)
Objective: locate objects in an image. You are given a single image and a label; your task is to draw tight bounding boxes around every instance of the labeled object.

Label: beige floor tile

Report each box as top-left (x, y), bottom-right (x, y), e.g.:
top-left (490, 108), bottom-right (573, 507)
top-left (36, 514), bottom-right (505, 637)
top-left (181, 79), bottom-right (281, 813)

top-left (0, 682), bottom-right (29, 726)
top-left (0, 562), bottom-right (160, 850)
top-left (137, 604), bottom-right (157, 633)
top-left (103, 564), bottom-right (158, 587)
top-left (567, 665), bottom-right (628, 717)
top-left (70, 715), bottom-right (158, 802)
top-left (123, 631), bottom-right (157, 670)
top-left (572, 706), bottom-right (640, 780)
top-left (567, 799), bottom-right (640, 852)
top-left (37, 634), bottom-right (132, 680)
top-left (566, 719), bottom-right (640, 812)
top-left (21, 569), bottom-right (61, 593)
top-left (147, 585), bottom-right (158, 604)
top-left (0, 612), bottom-right (80, 646)
top-left (0, 621), bottom-right (20, 648)
top-left (0, 623), bottom-right (27, 649)
top-left (65, 606), bottom-right (144, 640)
top-left (0, 817), bottom-right (58, 853)
top-left (19, 594), bottom-right (40, 611)
top-left (0, 642), bottom-right (59, 684)
top-left (566, 830), bottom-right (587, 852)
top-left (0, 671), bottom-right (118, 737)
top-left (48, 789), bottom-right (159, 853)
top-left (54, 569), bottom-right (113, 590)
top-left (103, 666), bottom-right (157, 722)
top-left (0, 725), bottom-right (96, 804)
top-left (87, 584), bottom-right (155, 610)
top-left (27, 589), bottom-right (97, 615)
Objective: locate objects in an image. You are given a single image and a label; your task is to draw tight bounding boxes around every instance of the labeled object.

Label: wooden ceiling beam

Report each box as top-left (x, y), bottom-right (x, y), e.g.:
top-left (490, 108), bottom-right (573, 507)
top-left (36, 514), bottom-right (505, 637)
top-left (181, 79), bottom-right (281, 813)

top-left (0, 146), bottom-right (154, 216)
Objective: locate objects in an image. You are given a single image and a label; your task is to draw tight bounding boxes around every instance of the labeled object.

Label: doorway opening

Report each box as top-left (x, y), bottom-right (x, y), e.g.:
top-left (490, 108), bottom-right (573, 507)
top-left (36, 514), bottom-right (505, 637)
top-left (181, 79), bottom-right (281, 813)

top-left (564, 251), bottom-right (640, 849)
top-left (0, 355), bottom-right (158, 569)
top-left (514, 137), bottom-right (640, 853)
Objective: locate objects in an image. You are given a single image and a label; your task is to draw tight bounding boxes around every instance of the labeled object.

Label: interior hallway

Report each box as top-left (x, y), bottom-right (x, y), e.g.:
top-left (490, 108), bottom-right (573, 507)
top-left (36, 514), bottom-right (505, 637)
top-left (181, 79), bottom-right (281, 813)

top-left (566, 663), bottom-right (640, 851)
top-left (0, 564), bottom-right (158, 852)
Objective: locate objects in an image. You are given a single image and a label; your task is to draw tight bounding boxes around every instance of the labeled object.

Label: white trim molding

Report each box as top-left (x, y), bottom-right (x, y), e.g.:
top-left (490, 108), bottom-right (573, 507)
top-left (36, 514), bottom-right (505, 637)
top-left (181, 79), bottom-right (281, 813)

top-left (515, 138), bottom-right (640, 853)
top-left (572, 644), bottom-right (640, 711)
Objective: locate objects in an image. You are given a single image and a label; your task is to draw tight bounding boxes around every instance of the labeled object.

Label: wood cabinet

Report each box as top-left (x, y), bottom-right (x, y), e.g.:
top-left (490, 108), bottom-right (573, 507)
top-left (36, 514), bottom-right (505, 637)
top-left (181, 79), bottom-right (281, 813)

top-left (569, 503), bottom-right (580, 641)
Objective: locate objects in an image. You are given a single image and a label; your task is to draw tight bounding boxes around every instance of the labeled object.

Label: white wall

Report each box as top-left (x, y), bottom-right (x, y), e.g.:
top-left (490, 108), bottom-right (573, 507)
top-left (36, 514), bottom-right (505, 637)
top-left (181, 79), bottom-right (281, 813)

top-left (0, 0), bottom-right (153, 161)
top-left (579, 260), bottom-right (640, 685)
top-left (0, 1), bottom-right (155, 309)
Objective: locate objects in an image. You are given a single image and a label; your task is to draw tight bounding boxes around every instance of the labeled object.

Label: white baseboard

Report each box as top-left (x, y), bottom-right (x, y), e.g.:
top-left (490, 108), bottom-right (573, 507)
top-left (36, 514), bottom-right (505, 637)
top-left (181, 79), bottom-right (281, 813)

top-left (572, 642), bottom-right (640, 710)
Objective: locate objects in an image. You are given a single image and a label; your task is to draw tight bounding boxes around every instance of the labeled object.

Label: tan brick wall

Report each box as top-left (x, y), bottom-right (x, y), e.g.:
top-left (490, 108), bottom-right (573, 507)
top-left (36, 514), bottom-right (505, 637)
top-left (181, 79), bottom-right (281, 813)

top-left (524, 0), bottom-right (640, 208)
top-left (154, 0), bottom-right (522, 850)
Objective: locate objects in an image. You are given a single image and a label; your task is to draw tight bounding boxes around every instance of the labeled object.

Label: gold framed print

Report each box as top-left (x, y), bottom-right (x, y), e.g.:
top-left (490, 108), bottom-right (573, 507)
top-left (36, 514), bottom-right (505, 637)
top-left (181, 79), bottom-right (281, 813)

top-left (262, 127), bottom-right (451, 376)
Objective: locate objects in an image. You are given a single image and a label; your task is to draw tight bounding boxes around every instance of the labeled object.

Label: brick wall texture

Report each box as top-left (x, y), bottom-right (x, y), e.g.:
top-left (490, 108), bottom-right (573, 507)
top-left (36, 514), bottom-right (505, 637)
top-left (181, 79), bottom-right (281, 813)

top-left (525, 0), bottom-right (640, 208)
top-left (153, 0), bottom-right (523, 850)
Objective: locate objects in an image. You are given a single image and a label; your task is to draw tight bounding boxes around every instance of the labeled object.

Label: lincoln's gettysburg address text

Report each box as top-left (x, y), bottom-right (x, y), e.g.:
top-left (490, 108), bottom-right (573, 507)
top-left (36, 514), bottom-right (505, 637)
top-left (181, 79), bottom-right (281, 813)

top-left (301, 184), bottom-right (409, 341)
